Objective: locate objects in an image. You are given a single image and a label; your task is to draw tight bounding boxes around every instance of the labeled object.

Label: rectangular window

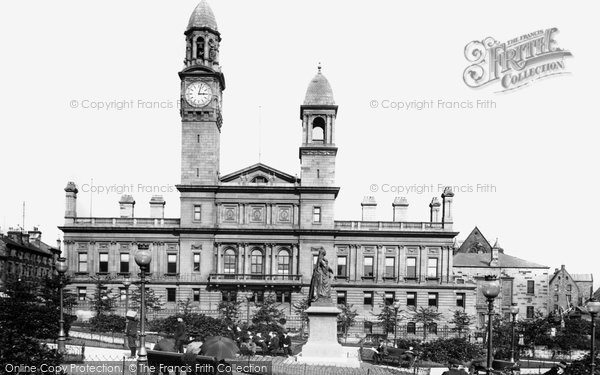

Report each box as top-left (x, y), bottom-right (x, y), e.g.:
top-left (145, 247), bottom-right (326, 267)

top-left (276, 292), bottom-right (291, 304)
top-left (221, 290), bottom-right (237, 302)
top-left (120, 253), bottom-right (129, 273)
top-left (555, 284), bottom-right (559, 292)
top-left (406, 257), bottom-right (417, 278)
top-left (193, 288), bottom-right (200, 302)
top-left (566, 294), bottom-right (572, 303)
top-left (384, 291), bottom-right (395, 306)
top-left (385, 257), bottom-right (395, 278)
top-left (428, 292), bottom-right (438, 308)
top-left (363, 291), bottom-right (374, 306)
top-left (337, 256), bottom-right (347, 278)
top-left (99, 253), bottom-right (109, 273)
top-left (119, 288), bottom-right (127, 301)
top-left (193, 253), bottom-right (201, 272)
top-left (566, 285), bottom-right (572, 292)
top-left (77, 287), bottom-right (87, 301)
top-left (78, 253), bottom-right (88, 273)
top-left (337, 291), bottom-right (347, 305)
top-left (407, 292), bottom-right (416, 308)
top-left (427, 258), bottom-right (438, 278)
top-left (527, 280), bottom-right (535, 294)
top-left (193, 205), bottom-right (201, 221)
top-left (252, 290), bottom-right (263, 303)
top-left (166, 288), bottom-right (176, 302)
top-left (363, 256), bottom-right (374, 278)
top-left (526, 306), bottom-right (534, 319)
top-left (554, 294), bottom-right (559, 302)
top-left (313, 207), bottom-right (321, 223)
top-left (167, 254), bottom-right (177, 274)
top-left (456, 293), bottom-right (465, 308)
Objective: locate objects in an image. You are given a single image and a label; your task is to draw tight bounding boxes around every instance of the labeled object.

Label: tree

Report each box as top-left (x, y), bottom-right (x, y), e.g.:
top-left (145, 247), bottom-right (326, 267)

top-left (218, 299), bottom-right (241, 325)
top-left (0, 277), bottom-right (66, 369)
top-left (178, 298), bottom-right (193, 317)
top-left (337, 303), bottom-right (358, 344)
top-left (130, 285), bottom-right (165, 318)
top-left (252, 294), bottom-right (284, 326)
top-left (89, 276), bottom-right (118, 317)
top-left (450, 310), bottom-right (474, 338)
top-left (376, 304), bottom-right (403, 335)
top-left (412, 306), bottom-right (442, 340)
top-left (292, 296), bottom-right (310, 338)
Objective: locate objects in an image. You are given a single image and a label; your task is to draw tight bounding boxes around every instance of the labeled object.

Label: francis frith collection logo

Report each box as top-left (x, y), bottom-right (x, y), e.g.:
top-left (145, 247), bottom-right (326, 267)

top-left (463, 28), bottom-right (572, 92)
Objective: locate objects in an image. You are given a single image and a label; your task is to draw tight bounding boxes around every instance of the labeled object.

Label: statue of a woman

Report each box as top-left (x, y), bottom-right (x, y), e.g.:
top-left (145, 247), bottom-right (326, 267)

top-left (308, 248), bottom-right (334, 305)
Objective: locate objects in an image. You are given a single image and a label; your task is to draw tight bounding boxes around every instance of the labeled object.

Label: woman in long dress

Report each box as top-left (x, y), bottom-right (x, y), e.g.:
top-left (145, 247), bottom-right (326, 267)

top-left (308, 248), bottom-right (333, 305)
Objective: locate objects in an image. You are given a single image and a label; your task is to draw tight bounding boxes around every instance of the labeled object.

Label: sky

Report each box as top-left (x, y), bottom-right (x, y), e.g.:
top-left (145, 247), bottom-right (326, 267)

top-left (0, 1), bottom-right (599, 286)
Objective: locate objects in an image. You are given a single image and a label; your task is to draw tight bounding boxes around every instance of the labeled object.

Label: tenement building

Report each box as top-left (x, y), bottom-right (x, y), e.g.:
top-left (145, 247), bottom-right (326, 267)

top-left (60, 0), bottom-right (477, 332)
top-left (453, 227), bottom-right (550, 328)
top-left (0, 228), bottom-right (61, 288)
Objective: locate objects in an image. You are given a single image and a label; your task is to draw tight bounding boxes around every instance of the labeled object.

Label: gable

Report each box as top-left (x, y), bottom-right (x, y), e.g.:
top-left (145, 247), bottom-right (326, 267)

top-left (457, 227), bottom-right (493, 254)
top-left (220, 163), bottom-right (298, 185)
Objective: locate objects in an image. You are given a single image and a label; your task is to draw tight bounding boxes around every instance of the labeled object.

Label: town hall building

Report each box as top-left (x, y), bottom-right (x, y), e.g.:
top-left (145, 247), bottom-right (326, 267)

top-left (60, 0), bottom-right (477, 334)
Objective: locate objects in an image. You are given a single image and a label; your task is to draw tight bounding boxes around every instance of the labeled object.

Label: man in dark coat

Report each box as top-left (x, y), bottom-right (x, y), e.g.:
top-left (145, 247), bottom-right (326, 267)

top-left (174, 317), bottom-right (187, 353)
top-left (125, 312), bottom-right (139, 358)
top-left (281, 332), bottom-right (292, 357)
top-left (267, 332), bottom-right (279, 355)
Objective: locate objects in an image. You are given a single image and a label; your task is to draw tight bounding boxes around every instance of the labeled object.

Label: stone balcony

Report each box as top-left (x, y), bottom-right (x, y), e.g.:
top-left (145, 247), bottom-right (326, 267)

top-left (208, 273), bottom-right (303, 290)
top-left (334, 220), bottom-right (453, 231)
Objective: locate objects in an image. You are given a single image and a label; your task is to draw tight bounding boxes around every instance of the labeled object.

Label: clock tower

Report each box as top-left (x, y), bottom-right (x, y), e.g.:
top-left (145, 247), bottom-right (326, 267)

top-left (179, 0), bottom-right (225, 186)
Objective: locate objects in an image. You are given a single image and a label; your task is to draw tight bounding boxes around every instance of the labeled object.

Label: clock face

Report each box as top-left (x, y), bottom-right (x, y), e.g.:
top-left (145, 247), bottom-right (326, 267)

top-left (184, 81), bottom-right (212, 107)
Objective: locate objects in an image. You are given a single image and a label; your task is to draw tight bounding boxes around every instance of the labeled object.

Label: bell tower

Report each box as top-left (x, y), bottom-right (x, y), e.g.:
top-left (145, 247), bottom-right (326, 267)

top-left (179, 0), bottom-right (225, 186)
top-left (299, 65), bottom-right (338, 186)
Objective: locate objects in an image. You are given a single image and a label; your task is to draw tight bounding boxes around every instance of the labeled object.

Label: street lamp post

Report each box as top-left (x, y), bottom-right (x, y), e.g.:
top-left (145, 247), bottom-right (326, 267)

top-left (482, 275), bottom-right (500, 375)
top-left (55, 257), bottom-right (69, 354)
top-left (586, 298), bottom-right (600, 375)
top-left (510, 304), bottom-right (520, 363)
top-left (393, 300), bottom-right (401, 347)
top-left (134, 244), bottom-right (152, 375)
top-left (123, 277), bottom-right (131, 316)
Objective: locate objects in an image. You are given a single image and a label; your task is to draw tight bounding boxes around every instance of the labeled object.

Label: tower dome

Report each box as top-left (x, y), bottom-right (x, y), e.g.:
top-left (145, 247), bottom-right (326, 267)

top-left (304, 65), bottom-right (335, 105)
top-left (187, 0), bottom-right (218, 31)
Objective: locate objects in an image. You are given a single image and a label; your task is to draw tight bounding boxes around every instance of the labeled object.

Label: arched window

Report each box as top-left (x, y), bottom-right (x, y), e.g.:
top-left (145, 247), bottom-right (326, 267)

top-left (311, 117), bottom-right (325, 142)
top-left (251, 175), bottom-right (268, 183)
top-left (407, 322), bottom-right (416, 334)
top-left (223, 248), bottom-right (236, 277)
top-left (250, 249), bottom-right (264, 279)
top-left (277, 249), bottom-right (291, 278)
top-left (428, 322), bottom-right (438, 335)
top-left (196, 37), bottom-right (205, 59)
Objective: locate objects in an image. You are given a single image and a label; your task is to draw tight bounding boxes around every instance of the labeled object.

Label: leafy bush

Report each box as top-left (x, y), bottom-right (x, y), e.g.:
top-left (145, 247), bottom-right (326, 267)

top-left (89, 314), bottom-right (126, 333)
top-left (421, 338), bottom-right (484, 364)
top-left (149, 314), bottom-right (232, 340)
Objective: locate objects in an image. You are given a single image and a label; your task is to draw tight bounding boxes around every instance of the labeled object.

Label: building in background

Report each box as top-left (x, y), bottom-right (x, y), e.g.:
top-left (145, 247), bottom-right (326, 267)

top-left (548, 265), bottom-right (593, 314)
top-left (0, 228), bottom-right (61, 288)
top-left (453, 227), bottom-right (550, 328)
top-left (59, 0), bottom-right (477, 337)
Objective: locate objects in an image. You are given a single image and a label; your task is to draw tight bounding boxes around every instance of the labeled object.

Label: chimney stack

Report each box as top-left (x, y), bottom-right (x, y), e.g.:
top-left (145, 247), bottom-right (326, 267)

top-left (119, 195), bottom-right (136, 218)
top-left (429, 197), bottom-right (441, 222)
top-left (392, 197), bottom-right (409, 222)
top-left (441, 186), bottom-right (454, 225)
top-left (361, 196), bottom-right (377, 221)
top-left (149, 195), bottom-right (166, 219)
top-left (29, 227), bottom-right (42, 247)
top-left (64, 181), bottom-right (78, 219)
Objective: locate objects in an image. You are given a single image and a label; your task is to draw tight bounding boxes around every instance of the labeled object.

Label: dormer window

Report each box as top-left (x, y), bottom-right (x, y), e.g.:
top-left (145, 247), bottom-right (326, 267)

top-left (251, 176), bottom-right (268, 183)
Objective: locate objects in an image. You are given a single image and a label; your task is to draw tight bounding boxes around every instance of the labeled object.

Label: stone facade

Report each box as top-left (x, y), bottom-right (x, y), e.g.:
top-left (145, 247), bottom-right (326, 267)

top-left (59, 1), bottom-right (478, 339)
top-left (0, 228), bottom-right (60, 287)
top-left (453, 227), bottom-right (550, 328)
top-left (548, 265), bottom-right (594, 313)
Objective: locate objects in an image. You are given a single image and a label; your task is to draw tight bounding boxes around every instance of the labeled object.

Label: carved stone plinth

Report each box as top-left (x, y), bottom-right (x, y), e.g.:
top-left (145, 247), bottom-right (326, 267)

top-left (297, 302), bottom-right (360, 367)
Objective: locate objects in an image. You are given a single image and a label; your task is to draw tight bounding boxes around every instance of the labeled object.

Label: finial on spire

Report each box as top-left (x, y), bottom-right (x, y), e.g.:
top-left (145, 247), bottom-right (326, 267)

top-left (317, 62), bottom-right (322, 74)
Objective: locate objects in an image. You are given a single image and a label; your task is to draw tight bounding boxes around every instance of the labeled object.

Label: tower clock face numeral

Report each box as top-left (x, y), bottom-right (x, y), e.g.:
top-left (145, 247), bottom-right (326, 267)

top-left (185, 81), bottom-right (213, 107)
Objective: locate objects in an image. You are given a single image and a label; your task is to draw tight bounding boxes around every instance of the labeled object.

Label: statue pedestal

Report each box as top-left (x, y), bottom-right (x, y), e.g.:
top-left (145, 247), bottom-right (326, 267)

top-left (297, 303), bottom-right (360, 368)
